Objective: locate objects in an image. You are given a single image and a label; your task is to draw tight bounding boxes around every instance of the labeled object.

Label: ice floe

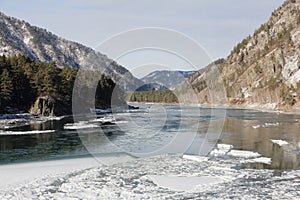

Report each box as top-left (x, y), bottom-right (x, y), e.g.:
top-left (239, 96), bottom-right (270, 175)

top-left (217, 144), bottom-right (233, 151)
top-left (64, 122), bottom-right (100, 130)
top-left (89, 116), bottom-right (115, 123)
top-left (242, 157), bottom-right (272, 165)
top-left (0, 130), bottom-right (55, 135)
top-left (210, 144), bottom-right (233, 156)
top-left (271, 140), bottom-right (289, 146)
top-left (0, 155), bottom-right (300, 200)
top-left (0, 154), bottom-right (299, 199)
top-left (182, 154), bottom-right (208, 162)
top-left (252, 122), bottom-right (279, 129)
top-left (210, 144), bottom-right (261, 159)
top-left (227, 150), bottom-right (261, 158)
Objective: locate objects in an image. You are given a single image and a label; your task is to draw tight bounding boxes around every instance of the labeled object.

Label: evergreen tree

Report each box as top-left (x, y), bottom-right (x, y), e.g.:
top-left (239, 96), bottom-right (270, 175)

top-left (0, 54), bottom-right (120, 114)
top-left (11, 65), bottom-right (32, 109)
top-left (0, 69), bottom-right (13, 105)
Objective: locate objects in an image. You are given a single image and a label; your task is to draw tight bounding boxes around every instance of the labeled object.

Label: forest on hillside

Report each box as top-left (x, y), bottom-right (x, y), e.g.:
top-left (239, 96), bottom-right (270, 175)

top-left (129, 90), bottom-right (178, 103)
top-left (0, 55), bottom-right (121, 114)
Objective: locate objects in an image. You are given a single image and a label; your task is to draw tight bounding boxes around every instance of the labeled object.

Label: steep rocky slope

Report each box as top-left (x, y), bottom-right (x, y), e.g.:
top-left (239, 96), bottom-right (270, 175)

top-left (0, 12), bottom-right (142, 91)
top-left (189, 0), bottom-right (300, 111)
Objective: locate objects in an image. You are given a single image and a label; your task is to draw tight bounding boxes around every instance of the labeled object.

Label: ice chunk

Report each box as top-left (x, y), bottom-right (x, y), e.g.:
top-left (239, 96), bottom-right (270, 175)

top-left (210, 144), bottom-right (233, 156)
top-left (252, 122), bottom-right (279, 129)
top-left (210, 149), bottom-right (227, 156)
top-left (271, 140), bottom-right (289, 146)
top-left (89, 116), bottom-right (115, 123)
top-left (242, 157), bottom-right (272, 165)
top-left (252, 125), bottom-right (261, 129)
top-left (217, 144), bottom-right (233, 151)
top-left (265, 122), bottom-right (279, 127)
top-left (45, 116), bottom-right (65, 121)
top-left (182, 154), bottom-right (208, 162)
top-left (64, 123), bottom-right (100, 130)
top-left (228, 150), bottom-right (261, 158)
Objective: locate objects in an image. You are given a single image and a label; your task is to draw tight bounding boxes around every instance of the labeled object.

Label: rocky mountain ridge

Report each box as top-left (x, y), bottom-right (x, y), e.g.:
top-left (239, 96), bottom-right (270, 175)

top-left (188, 0), bottom-right (300, 111)
top-left (0, 11), bottom-right (142, 91)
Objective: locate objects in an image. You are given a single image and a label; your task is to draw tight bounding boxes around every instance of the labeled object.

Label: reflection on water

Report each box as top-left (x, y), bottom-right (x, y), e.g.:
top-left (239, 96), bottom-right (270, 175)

top-left (0, 131), bottom-right (87, 163)
top-left (0, 105), bottom-right (300, 170)
top-left (220, 111), bottom-right (300, 170)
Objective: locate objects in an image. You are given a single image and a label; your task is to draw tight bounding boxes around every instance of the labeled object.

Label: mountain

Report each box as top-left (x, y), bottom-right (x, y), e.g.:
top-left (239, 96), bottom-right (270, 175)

top-left (0, 12), bottom-right (142, 91)
top-left (187, 0), bottom-right (300, 111)
top-left (140, 70), bottom-right (196, 91)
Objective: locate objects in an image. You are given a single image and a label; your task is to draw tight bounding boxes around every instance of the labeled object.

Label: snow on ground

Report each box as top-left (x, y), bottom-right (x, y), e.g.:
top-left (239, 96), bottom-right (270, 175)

top-left (282, 54), bottom-right (299, 86)
top-left (0, 154), bottom-right (299, 199)
top-left (271, 139), bottom-right (289, 146)
top-left (291, 29), bottom-right (300, 46)
top-left (288, 69), bottom-right (300, 87)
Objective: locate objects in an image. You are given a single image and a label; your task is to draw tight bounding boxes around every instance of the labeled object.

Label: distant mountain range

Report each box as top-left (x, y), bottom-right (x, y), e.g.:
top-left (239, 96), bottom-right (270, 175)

top-left (140, 70), bottom-right (196, 91)
top-left (0, 12), bottom-right (142, 91)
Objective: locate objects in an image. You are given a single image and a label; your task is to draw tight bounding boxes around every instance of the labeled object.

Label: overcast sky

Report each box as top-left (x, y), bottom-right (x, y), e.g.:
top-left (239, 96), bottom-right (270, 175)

top-left (1, 0), bottom-right (285, 77)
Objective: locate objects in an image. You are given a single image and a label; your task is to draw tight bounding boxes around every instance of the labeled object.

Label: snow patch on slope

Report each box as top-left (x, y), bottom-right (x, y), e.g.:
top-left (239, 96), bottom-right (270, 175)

top-left (282, 54), bottom-right (299, 86)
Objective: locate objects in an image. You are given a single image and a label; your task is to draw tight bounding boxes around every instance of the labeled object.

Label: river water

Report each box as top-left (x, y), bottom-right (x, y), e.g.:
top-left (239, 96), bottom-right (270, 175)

top-left (0, 104), bottom-right (299, 199)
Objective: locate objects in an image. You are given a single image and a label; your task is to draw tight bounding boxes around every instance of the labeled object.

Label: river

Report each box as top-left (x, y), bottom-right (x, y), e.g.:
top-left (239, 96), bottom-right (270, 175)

top-left (0, 104), bottom-right (299, 199)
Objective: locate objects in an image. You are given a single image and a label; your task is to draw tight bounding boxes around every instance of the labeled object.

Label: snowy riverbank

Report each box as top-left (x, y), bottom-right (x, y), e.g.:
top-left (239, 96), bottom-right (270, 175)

top-left (0, 114), bottom-right (66, 130)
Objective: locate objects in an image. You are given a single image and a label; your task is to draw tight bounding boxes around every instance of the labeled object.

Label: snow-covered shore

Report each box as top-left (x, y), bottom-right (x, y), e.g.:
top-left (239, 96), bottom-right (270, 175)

top-left (0, 114), bottom-right (65, 130)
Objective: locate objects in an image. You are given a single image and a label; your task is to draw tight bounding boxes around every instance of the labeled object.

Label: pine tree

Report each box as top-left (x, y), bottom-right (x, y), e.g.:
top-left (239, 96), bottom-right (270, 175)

top-left (0, 69), bottom-right (13, 104)
top-left (11, 65), bottom-right (32, 109)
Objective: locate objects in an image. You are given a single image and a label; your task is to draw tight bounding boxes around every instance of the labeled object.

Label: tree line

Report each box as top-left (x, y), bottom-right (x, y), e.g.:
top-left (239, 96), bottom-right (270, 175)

top-left (0, 54), bottom-right (120, 114)
top-left (129, 90), bottom-right (178, 103)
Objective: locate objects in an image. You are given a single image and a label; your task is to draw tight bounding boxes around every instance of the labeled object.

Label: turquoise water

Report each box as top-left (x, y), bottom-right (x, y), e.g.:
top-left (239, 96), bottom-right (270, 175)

top-left (0, 105), bottom-right (299, 169)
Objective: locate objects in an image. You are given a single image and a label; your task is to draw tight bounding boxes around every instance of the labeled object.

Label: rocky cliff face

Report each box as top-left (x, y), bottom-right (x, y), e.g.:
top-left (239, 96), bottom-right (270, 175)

top-left (30, 96), bottom-right (72, 117)
top-left (188, 0), bottom-right (300, 111)
top-left (0, 12), bottom-right (142, 91)
top-left (30, 96), bottom-right (55, 117)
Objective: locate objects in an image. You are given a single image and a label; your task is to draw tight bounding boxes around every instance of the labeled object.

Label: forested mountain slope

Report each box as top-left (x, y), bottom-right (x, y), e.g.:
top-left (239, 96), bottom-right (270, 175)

top-left (0, 12), bottom-right (142, 91)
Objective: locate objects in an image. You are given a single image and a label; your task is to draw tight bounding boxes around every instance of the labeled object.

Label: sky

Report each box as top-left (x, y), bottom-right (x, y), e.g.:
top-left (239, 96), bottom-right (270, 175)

top-left (0, 0), bottom-right (285, 77)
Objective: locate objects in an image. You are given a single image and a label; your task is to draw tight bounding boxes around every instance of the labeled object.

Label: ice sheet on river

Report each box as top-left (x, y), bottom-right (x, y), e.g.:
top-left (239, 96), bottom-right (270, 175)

top-left (0, 154), bottom-right (299, 199)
